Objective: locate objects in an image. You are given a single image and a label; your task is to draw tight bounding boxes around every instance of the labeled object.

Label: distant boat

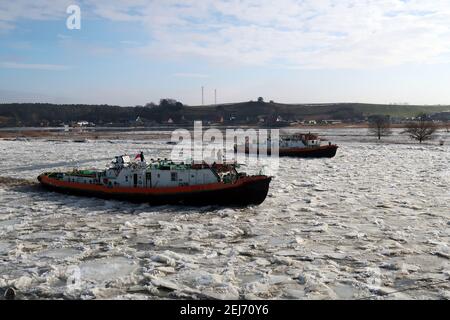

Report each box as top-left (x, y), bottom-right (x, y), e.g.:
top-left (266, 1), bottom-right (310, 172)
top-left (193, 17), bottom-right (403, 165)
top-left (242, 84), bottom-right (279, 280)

top-left (236, 133), bottom-right (338, 158)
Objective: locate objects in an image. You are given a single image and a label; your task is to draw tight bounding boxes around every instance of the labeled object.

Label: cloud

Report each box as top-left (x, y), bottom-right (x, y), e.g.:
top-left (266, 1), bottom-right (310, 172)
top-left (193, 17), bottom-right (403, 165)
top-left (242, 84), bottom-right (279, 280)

top-left (120, 40), bottom-right (140, 45)
top-left (5, 41), bottom-right (32, 50)
top-left (2, 0), bottom-right (450, 69)
top-left (173, 73), bottom-right (210, 78)
top-left (90, 0), bottom-right (450, 69)
top-left (0, 62), bottom-right (72, 71)
top-left (57, 33), bottom-right (71, 39)
top-left (0, 0), bottom-right (74, 29)
top-left (0, 89), bottom-right (67, 104)
top-left (0, 20), bottom-right (14, 32)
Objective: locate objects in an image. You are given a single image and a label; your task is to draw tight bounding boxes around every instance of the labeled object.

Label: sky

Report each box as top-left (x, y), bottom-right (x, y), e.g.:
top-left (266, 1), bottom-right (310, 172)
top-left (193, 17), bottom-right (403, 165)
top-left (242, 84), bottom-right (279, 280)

top-left (1, 0), bottom-right (450, 106)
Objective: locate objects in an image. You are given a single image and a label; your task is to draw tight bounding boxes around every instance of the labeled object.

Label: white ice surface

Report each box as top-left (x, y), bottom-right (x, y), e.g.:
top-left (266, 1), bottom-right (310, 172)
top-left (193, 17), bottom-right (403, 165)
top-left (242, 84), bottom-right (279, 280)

top-left (0, 130), bottom-right (449, 299)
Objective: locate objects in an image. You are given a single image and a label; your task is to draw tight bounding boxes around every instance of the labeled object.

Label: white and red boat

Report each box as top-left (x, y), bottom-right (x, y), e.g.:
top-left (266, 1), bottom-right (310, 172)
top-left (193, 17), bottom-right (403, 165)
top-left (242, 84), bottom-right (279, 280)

top-left (237, 133), bottom-right (338, 158)
top-left (38, 153), bottom-right (271, 206)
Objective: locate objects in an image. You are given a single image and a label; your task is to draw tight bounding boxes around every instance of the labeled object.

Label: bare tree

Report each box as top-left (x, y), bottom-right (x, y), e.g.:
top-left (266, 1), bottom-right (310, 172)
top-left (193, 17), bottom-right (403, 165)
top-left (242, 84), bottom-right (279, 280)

top-left (403, 113), bottom-right (438, 143)
top-left (368, 115), bottom-right (392, 140)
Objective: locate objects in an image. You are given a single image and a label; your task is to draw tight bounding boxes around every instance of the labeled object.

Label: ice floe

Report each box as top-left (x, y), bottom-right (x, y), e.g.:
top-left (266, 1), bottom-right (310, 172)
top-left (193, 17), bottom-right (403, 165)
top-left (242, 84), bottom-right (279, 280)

top-left (0, 131), bottom-right (449, 299)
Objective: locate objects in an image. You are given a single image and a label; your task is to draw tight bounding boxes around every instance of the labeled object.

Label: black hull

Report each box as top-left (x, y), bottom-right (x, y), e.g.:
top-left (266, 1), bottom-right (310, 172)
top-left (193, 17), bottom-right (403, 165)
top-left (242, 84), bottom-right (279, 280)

top-left (38, 177), bottom-right (272, 207)
top-left (236, 145), bottom-right (338, 158)
top-left (279, 146), bottom-right (338, 158)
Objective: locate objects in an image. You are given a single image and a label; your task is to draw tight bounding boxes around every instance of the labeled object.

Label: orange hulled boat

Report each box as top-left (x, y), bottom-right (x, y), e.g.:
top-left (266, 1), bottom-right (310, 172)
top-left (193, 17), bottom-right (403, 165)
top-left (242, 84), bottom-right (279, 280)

top-left (38, 154), bottom-right (271, 206)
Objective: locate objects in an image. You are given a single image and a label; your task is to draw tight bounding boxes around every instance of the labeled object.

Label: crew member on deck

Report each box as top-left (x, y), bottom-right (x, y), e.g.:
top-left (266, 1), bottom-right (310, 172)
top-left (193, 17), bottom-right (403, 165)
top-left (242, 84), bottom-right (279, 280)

top-left (140, 151), bottom-right (145, 162)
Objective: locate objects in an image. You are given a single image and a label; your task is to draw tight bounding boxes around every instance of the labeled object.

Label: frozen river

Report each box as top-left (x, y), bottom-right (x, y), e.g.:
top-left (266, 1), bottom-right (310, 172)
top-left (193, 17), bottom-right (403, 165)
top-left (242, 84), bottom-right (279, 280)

top-left (0, 129), bottom-right (449, 300)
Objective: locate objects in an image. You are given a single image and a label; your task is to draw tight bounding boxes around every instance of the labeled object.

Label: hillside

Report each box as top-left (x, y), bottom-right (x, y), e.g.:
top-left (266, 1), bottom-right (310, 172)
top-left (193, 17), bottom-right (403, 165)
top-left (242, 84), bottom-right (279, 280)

top-left (0, 102), bottom-right (448, 127)
top-left (346, 103), bottom-right (450, 118)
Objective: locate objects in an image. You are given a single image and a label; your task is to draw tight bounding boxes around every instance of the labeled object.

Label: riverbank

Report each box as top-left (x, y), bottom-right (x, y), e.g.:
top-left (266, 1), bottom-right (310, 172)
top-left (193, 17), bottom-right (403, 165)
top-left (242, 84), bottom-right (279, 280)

top-left (0, 126), bottom-right (448, 146)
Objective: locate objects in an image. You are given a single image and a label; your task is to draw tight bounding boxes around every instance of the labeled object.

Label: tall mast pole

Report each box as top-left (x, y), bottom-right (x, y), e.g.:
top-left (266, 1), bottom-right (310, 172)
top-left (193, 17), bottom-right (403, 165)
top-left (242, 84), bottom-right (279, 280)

top-left (201, 86), bottom-right (204, 105)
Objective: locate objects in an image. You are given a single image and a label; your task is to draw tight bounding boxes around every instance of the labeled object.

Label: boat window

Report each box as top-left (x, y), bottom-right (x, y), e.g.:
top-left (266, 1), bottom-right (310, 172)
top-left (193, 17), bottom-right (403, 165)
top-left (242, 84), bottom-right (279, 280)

top-left (125, 176), bottom-right (128, 182)
top-left (171, 172), bottom-right (178, 181)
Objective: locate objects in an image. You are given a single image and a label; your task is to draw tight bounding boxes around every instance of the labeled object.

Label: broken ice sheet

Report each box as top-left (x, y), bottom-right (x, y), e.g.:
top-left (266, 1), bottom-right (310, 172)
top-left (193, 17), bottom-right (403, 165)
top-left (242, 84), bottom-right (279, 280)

top-left (0, 132), bottom-right (449, 299)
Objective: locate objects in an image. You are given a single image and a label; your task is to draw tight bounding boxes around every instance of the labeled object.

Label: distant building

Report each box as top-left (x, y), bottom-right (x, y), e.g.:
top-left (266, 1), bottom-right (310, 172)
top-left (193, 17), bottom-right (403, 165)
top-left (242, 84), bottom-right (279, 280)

top-left (135, 116), bottom-right (144, 125)
top-left (75, 121), bottom-right (92, 127)
top-left (322, 119), bottom-right (342, 125)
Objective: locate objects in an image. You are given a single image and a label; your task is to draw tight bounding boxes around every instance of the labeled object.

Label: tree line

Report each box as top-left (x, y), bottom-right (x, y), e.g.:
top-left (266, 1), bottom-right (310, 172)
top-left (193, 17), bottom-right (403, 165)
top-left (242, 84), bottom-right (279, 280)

top-left (368, 113), bottom-right (440, 143)
top-left (0, 99), bottom-right (365, 127)
top-left (0, 101), bottom-right (186, 127)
